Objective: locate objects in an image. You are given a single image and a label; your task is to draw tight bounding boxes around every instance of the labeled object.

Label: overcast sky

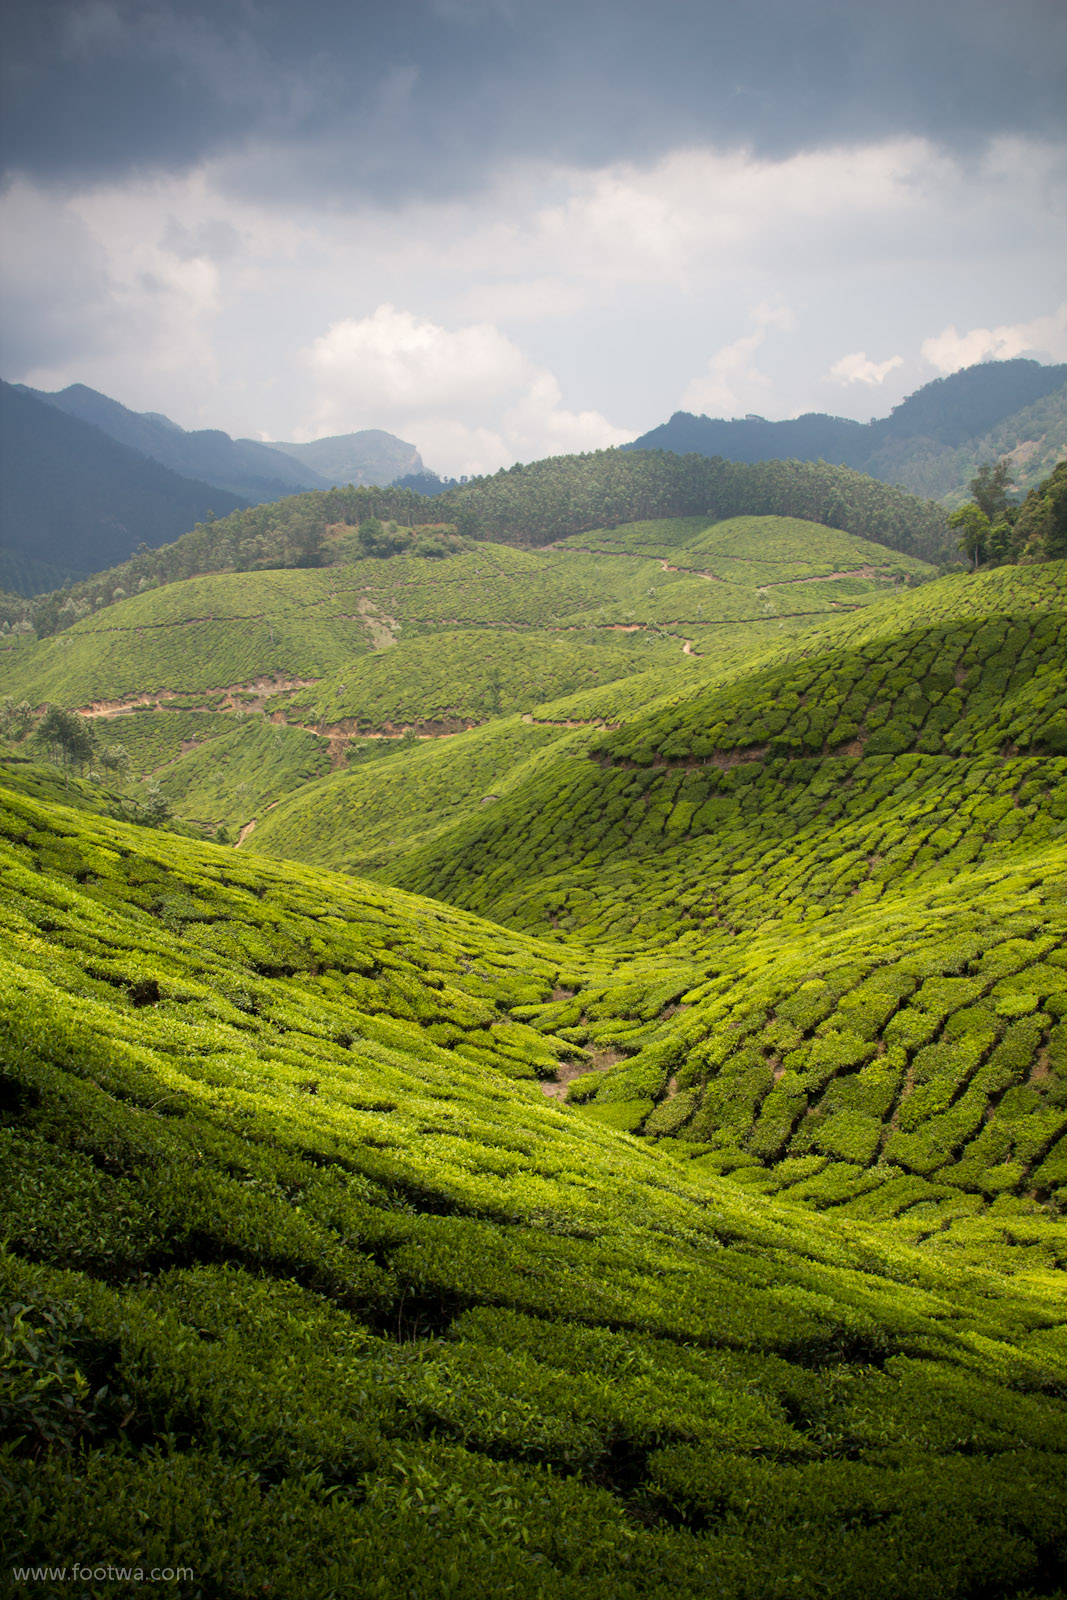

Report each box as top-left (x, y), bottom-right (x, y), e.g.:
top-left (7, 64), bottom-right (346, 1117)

top-left (2, 0), bottom-right (1065, 476)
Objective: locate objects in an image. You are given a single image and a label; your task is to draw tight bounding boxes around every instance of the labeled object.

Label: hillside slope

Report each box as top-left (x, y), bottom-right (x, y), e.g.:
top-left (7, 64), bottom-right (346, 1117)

top-left (1, 453), bottom-right (952, 643)
top-left (356, 566), bottom-right (1067, 1226)
top-left (3, 778), bottom-right (1067, 1597)
top-left (0, 518), bottom-right (933, 849)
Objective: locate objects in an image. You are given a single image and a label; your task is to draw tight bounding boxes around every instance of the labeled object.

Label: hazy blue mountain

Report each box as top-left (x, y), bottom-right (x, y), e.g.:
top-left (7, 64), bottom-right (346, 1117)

top-left (868, 358), bottom-right (1067, 447)
top-left (16, 383), bottom-right (331, 503)
top-left (268, 429), bottom-right (424, 486)
top-left (625, 410), bottom-right (867, 466)
top-left (0, 382), bottom-right (247, 595)
top-left (626, 359), bottom-right (1067, 503)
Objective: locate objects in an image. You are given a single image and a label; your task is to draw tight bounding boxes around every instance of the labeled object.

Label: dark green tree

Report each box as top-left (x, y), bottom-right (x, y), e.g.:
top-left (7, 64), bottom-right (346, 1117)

top-left (356, 517), bottom-right (407, 559)
top-left (1012, 459), bottom-right (1067, 562)
top-left (948, 503), bottom-right (990, 570)
top-left (38, 706), bottom-right (96, 785)
top-left (0, 697), bottom-right (34, 741)
top-left (969, 459), bottom-right (1014, 523)
top-left (284, 506), bottom-right (327, 568)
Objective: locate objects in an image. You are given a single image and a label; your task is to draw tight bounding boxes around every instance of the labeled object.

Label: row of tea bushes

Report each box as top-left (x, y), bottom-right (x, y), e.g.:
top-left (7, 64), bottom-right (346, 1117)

top-left (4, 779), bottom-right (1067, 1595)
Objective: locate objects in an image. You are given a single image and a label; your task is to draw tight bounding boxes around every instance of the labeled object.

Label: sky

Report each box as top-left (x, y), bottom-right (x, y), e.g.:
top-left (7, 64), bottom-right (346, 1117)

top-left (1, 0), bottom-right (1065, 478)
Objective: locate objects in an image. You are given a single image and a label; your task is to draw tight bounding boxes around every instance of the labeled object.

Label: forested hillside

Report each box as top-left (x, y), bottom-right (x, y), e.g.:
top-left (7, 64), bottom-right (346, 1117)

top-left (628, 359), bottom-right (1067, 506)
top-left (3, 452), bottom-right (952, 640)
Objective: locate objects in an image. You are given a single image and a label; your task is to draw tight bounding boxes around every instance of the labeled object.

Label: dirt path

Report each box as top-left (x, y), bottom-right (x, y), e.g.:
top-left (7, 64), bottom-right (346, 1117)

top-left (540, 1049), bottom-right (624, 1101)
top-left (78, 675), bottom-right (320, 719)
top-left (235, 819), bottom-right (257, 848)
top-left (658, 558), bottom-right (724, 582)
top-left (757, 565), bottom-right (895, 589)
top-left (357, 596), bottom-right (399, 650)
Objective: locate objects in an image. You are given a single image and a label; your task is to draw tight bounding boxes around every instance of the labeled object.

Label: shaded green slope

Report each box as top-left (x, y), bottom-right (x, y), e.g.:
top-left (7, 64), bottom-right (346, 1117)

top-left (3, 783), bottom-right (1067, 1597)
top-left (0, 568), bottom-right (367, 706)
top-left (248, 718), bottom-right (581, 875)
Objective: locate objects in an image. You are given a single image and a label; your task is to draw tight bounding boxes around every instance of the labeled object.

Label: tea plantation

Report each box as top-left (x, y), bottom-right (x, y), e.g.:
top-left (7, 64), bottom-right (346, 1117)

top-left (3, 779), bottom-right (1067, 1598)
top-left (373, 566), bottom-right (1067, 1232)
top-left (2, 514), bottom-right (1067, 1597)
top-left (0, 514), bottom-right (929, 842)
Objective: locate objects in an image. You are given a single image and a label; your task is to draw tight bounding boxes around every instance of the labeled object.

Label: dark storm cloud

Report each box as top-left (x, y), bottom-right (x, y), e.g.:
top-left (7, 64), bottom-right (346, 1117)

top-left (2, 0), bottom-right (1065, 201)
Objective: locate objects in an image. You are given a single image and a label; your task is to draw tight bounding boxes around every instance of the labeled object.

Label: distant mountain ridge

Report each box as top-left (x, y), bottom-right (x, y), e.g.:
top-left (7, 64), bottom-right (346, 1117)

top-left (15, 383), bottom-right (332, 503)
top-left (267, 430), bottom-right (423, 487)
top-left (0, 382), bottom-right (247, 596)
top-left (626, 359), bottom-right (1067, 504)
top-left (2, 381), bottom-right (429, 595)
top-left (15, 384), bottom-right (425, 500)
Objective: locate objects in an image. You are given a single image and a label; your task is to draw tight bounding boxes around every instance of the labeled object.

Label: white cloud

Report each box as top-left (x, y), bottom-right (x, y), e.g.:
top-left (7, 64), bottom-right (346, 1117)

top-left (530, 140), bottom-right (954, 291)
top-left (681, 300), bottom-right (795, 416)
top-left (306, 305), bottom-right (528, 417)
top-left (830, 350), bottom-right (905, 385)
top-left (1, 133), bottom-right (1063, 465)
top-left (921, 303), bottom-right (1067, 374)
top-left (303, 304), bottom-right (630, 476)
top-left (681, 332), bottom-right (769, 416)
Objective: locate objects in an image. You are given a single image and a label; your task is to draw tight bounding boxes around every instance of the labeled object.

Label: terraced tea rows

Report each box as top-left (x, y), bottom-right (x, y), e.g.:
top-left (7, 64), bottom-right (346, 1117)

top-left (0, 516), bottom-right (931, 842)
top-left (329, 566), bottom-right (1063, 1238)
top-left (4, 778), bottom-right (1067, 1598)
top-left (276, 629), bottom-right (660, 733)
top-left (3, 508), bottom-right (1066, 1596)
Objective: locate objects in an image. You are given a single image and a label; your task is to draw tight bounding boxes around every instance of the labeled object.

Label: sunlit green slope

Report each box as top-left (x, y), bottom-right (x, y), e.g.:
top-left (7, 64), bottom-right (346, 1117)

top-left (0, 517), bottom-right (932, 841)
top-left (0, 519), bottom-right (930, 711)
top-left (383, 563), bottom-right (1067, 932)
top-left (3, 782), bottom-right (1067, 1598)
top-left (340, 566), bottom-right (1067, 1224)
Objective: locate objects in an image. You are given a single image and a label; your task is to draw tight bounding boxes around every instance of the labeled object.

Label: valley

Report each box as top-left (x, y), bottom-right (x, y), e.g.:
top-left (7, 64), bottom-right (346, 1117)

top-left (2, 462), bottom-right (1066, 1598)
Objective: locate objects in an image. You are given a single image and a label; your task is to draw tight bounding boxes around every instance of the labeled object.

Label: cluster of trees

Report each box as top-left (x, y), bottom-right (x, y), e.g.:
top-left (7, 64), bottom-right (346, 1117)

top-left (429, 450), bottom-right (953, 561)
top-left (949, 457), bottom-right (1067, 568)
top-left (2, 699), bottom-right (172, 823)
